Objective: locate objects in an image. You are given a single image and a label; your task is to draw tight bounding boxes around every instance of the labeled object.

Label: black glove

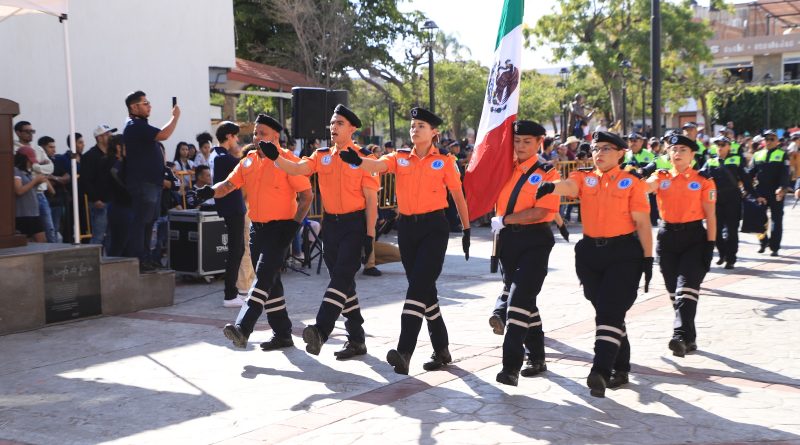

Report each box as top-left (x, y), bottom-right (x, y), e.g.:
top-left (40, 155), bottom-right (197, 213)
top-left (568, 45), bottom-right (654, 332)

top-left (258, 141), bottom-right (279, 161)
top-left (642, 257), bottom-right (653, 293)
top-left (339, 147), bottom-right (362, 166)
top-left (703, 240), bottom-right (715, 272)
top-left (536, 182), bottom-right (555, 199)
top-left (557, 221), bottom-right (570, 241)
top-left (362, 235), bottom-right (373, 264)
top-left (196, 185), bottom-right (215, 202)
top-left (462, 228), bottom-right (471, 261)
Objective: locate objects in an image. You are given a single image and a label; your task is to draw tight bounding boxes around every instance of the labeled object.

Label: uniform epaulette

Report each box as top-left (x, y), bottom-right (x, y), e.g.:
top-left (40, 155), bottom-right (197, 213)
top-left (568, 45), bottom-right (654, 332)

top-left (540, 163), bottom-right (554, 172)
top-left (657, 169), bottom-right (671, 178)
top-left (316, 146), bottom-right (331, 151)
top-left (698, 169), bottom-right (713, 179)
top-left (397, 148), bottom-right (412, 153)
top-left (577, 166), bottom-right (594, 172)
top-left (359, 147), bottom-right (372, 156)
top-left (438, 147), bottom-right (450, 155)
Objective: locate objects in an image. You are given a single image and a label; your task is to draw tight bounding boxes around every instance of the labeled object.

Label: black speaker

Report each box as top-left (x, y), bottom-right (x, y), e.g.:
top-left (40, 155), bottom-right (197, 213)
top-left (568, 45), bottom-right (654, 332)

top-left (326, 90), bottom-right (349, 119)
top-left (292, 87), bottom-right (327, 139)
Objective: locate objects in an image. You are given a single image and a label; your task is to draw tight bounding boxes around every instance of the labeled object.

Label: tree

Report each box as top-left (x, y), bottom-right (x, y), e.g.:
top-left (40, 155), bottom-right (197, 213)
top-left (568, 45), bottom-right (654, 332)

top-left (526, 0), bottom-right (712, 125)
top-left (518, 71), bottom-right (562, 131)
top-left (426, 60), bottom-right (488, 139)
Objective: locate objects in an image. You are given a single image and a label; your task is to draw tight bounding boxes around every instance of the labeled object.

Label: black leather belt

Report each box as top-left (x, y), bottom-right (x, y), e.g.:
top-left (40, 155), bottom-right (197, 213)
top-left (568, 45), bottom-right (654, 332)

top-left (583, 232), bottom-right (636, 247)
top-left (662, 220), bottom-right (703, 231)
top-left (252, 219), bottom-right (291, 229)
top-left (506, 222), bottom-right (550, 232)
top-left (323, 210), bottom-right (365, 222)
top-left (399, 209), bottom-right (445, 222)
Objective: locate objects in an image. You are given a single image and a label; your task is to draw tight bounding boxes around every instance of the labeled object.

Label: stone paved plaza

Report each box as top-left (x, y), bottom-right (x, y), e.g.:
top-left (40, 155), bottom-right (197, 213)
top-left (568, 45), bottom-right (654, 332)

top-left (1, 199), bottom-right (799, 445)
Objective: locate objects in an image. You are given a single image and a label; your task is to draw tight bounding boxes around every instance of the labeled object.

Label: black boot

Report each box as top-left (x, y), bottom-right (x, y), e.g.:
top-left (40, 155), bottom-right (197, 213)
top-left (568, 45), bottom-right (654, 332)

top-left (387, 349), bottom-right (412, 375)
top-left (669, 337), bottom-right (687, 357)
top-left (259, 335), bottom-right (294, 351)
top-left (422, 347), bottom-right (452, 371)
top-left (586, 371), bottom-right (607, 398)
top-left (520, 359), bottom-right (547, 377)
top-left (607, 371), bottom-right (629, 389)
top-left (223, 324), bottom-right (248, 349)
top-left (302, 325), bottom-right (324, 356)
top-left (496, 368), bottom-right (520, 386)
top-left (758, 236), bottom-right (769, 254)
top-left (334, 341), bottom-right (367, 360)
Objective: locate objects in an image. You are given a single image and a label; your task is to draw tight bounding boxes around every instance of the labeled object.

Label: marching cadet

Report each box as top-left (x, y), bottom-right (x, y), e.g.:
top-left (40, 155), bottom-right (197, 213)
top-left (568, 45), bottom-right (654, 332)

top-left (536, 131), bottom-right (653, 398)
top-left (645, 134), bottom-right (716, 358)
top-left (340, 107), bottom-right (471, 375)
top-left (268, 104), bottom-right (379, 360)
top-left (196, 114), bottom-right (313, 350)
top-left (701, 135), bottom-right (756, 269)
top-left (749, 130), bottom-right (792, 256)
top-left (486, 120), bottom-right (560, 386)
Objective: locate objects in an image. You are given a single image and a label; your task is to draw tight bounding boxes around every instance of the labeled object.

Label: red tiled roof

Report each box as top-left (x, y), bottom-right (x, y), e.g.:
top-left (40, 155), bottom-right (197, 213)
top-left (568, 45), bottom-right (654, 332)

top-left (229, 58), bottom-right (321, 91)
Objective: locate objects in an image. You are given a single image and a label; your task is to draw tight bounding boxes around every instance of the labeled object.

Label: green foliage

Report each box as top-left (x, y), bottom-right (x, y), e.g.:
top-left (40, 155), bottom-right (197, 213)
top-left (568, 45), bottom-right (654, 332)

top-left (426, 60), bottom-right (488, 139)
top-left (710, 84), bottom-right (800, 133)
top-left (518, 71), bottom-right (561, 126)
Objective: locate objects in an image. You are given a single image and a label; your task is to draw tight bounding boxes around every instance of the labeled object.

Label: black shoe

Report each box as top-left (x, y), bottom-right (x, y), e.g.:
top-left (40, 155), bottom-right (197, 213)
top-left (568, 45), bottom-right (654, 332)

top-left (223, 324), bottom-right (248, 349)
top-left (496, 369), bottom-right (519, 386)
top-left (686, 341), bottom-right (697, 353)
top-left (716, 257), bottom-right (725, 265)
top-left (302, 325), bottom-right (324, 355)
top-left (607, 371), bottom-right (629, 389)
top-left (489, 315), bottom-right (505, 336)
top-left (139, 261), bottom-right (157, 274)
top-left (259, 335), bottom-right (294, 351)
top-left (333, 341), bottom-right (367, 360)
top-left (520, 359), bottom-right (547, 377)
top-left (669, 338), bottom-right (687, 357)
top-left (770, 251), bottom-right (779, 257)
top-left (758, 239), bottom-right (768, 254)
top-left (724, 262), bottom-right (734, 270)
top-left (586, 372), bottom-right (607, 398)
top-left (362, 267), bottom-right (382, 277)
top-left (422, 348), bottom-right (452, 371)
top-left (387, 349), bottom-right (411, 375)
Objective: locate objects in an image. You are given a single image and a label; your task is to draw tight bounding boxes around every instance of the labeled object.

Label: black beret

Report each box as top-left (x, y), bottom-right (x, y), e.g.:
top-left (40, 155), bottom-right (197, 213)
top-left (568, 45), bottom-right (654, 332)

top-left (410, 107), bottom-right (443, 128)
top-left (592, 131), bottom-right (627, 149)
top-left (255, 114), bottom-right (283, 133)
top-left (681, 121), bottom-right (698, 129)
top-left (665, 134), bottom-right (699, 151)
top-left (513, 120), bottom-right (546, 136)
top-left (384, 141), bottom-right (394, 148)
top-left (627, 132), bottom-right (642, 140)
top-left (333, 104), bottom-right (362, 128)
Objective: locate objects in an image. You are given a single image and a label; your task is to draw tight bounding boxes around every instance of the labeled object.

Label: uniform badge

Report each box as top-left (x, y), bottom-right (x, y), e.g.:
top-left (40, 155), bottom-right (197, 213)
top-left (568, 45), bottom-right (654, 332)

top-left (584, 176), bottom-right (598, 187)
top-left (660, 180), bottom-right (671, 190)
top-left (688, 181), bottom-right (701, 191)
top-left (709, 190), bottom-right (717, 201)
top-left (528, 174), bottom-right (542, 185)
top-left (274, 161), bottom-right (279, 167)
top-left (243, 158), bottom-right (253, 168)
top-left (670, 135), bottom-right (679, 144)
top-left (617, 178), bottom-right (633, 189)
top-left (431, 159), bottom-right (444, 170)
top-left (398, 158), bottom-right (410, 167)
top-left (322, 155), bottom-right (332, 165)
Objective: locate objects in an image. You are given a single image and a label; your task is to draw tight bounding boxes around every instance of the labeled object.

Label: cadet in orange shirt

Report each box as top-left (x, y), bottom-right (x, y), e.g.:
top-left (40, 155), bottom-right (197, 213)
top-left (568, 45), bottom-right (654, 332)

top-left (486, 120), bottom-right (560, 387)
top-left (269, 104), bottom-right (379, 360)
top-left (537, 131), bottom-right (653, 397)
top-left (196, 114), bottom-right (313, 350)
top-left (340, 107), bottom-right (470, 375)
top-left (645, 134), bottom-right (717, 358)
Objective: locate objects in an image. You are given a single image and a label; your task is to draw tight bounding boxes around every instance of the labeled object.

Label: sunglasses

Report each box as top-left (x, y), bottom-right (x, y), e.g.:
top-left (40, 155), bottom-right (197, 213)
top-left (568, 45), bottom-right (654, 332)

top-left (19, 129), bottom-right (36, 134)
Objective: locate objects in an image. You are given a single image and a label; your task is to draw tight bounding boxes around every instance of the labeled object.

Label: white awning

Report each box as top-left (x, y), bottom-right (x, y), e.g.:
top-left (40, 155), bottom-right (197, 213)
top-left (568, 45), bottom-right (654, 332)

top-left (0, 1), bottom-right (68, 23)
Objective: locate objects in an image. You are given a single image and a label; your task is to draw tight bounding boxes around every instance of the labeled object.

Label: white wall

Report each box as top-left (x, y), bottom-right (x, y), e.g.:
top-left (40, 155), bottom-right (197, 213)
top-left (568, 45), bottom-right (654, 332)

top-left (0, 0), bottom-right (235, 159)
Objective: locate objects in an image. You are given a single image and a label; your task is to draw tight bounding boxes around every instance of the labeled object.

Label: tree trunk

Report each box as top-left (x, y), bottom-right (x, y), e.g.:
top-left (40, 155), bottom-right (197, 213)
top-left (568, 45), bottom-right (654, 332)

top-left (551, 116), bottom-right (559, 135)
top-left (699, 93), bottom-right (711, 131)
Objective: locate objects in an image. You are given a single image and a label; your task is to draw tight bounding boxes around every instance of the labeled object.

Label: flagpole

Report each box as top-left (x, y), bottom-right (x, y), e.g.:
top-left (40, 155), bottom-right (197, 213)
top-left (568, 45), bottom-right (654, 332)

top-left (61, 13), bottom-right (80, 245)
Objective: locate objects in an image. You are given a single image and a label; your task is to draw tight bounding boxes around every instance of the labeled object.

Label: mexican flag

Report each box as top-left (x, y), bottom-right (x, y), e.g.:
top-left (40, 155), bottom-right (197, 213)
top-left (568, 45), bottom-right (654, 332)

top-left (463, 0), bottom-right (523, 220)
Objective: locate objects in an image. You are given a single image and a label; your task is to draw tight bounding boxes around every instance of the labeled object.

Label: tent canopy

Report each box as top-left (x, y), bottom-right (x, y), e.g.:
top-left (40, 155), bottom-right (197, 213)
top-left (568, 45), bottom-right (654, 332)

top-left (0, 0), bottom-right (67, 22)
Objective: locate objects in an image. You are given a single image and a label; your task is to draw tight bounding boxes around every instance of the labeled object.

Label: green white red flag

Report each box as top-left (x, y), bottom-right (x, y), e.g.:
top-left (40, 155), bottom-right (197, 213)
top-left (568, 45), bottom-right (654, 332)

top-left (463, 0), bottom-right (523, 219)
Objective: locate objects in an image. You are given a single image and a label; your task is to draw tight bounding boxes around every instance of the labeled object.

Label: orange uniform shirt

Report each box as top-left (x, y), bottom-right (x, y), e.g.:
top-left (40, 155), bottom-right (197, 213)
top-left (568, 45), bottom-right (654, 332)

top-left (569, 165), bottom-right (650, 238)
top-left (379, 147), bottom-right (462, 215)
top-left (226, 148), bottom-right (312, 223)
top-left (495, 155), bottom-right (561, 223)
top-left (302, 145), bottom-right (380, 214)
top-left (651, 168), bottom-right (716, 223)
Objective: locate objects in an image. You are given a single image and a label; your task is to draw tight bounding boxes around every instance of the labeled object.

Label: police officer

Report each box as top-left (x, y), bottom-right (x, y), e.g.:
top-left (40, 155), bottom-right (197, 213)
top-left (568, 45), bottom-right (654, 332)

top-left (269, 104), bottom-right (379, 360)
top-left (537, 131), bottom-right (653, 398)
top-left (196, 114), bottom-right (313, 350)
top-left (749, 130), bottom-right (792, 256)
top-left (645, 134), bottom-right (716, 358)
top-left (340, 107), bottom-right (470, 375)
top-left (701, 136), bottom-right (756, 269)
top-left (682, 122), bottom-right (711, 168)
top-left (485, 120), bottom-right (560, 386)
top-left (623, 132), bottom-right (659, 225)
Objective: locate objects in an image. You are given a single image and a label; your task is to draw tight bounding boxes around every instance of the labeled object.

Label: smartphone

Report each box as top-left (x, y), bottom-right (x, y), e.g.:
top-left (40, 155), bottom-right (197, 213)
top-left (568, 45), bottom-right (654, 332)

top-left (172, 96), bottom-right (177, 107)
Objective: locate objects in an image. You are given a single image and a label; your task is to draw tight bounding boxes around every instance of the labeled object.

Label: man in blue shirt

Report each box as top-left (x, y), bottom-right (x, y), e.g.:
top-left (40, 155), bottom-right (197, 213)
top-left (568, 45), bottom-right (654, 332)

top-left (122, 90), bottom-right (180, 272)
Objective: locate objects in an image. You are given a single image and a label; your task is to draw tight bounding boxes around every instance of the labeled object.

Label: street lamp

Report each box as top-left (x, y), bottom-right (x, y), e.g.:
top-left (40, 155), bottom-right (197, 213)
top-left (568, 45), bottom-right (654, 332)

top-left (422, 20), bottom-right (439, 113)
top-left (559, 67), bottom-right (569, 141)
top-left (639, 75), bottom-right (648, 134)
top-left (764, 72), bottom-right (773, 129)
top-left (620, 59), bottom-right (632, 134)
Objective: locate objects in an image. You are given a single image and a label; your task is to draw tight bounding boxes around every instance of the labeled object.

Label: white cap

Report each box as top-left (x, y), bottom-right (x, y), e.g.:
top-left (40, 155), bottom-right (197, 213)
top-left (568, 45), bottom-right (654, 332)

top-left (93, 124), bottom-right (117, 137)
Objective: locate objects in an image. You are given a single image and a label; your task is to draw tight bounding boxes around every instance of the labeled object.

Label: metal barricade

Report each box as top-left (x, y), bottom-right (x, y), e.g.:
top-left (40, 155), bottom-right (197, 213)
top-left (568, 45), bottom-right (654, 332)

top-left (305, 173), bottom-right (398, 220)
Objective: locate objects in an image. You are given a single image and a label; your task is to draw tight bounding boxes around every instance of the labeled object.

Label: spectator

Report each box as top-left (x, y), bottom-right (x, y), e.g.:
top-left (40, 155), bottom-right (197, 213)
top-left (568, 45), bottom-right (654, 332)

top-left (13, 147), bottom-right (49, 242)
top-left (384, 140), bottom-right (395, 154)
top-left (54, 133), bottom-right (84, 243)
top-left (40, 136), bottom-right (70, 242)
top-left (193, 132), bottom-right (214, 167)
top-left (106, 135), bottom-right (134, 257)
top-left (300, 138), bottom-right (320, 158)
top-left (80, 124), bottom-right (117, 248)
top-left (185, 165), bottom-right (215, 210)
top-left (172, 141), bottom-right (195, 186)
top-left (565, 136), bottom-right (580, 159)
top-left (187, 143), bottom-right (198, 164)
top-left (122, 89), bottom-right (180, 273)
top-left (13, 120), bottom-right (35, 151)
top-left (17, 121), bottom-right (58, 242)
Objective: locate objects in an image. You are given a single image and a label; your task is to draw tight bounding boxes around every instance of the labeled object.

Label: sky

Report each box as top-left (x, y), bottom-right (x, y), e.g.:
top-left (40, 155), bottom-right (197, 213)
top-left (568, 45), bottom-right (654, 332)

top-left (400, 0), bottom-right (753, 71)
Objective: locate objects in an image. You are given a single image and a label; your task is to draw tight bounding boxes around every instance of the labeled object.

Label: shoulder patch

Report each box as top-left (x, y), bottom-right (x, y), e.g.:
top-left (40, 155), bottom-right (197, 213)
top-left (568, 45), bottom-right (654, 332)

top-left (316, 147), bottom-right (330, 152)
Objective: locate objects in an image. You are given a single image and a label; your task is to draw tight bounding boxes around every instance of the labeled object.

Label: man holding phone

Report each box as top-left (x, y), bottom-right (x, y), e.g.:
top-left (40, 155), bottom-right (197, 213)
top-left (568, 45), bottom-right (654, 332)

top-left (122, 90), bottom-right (179, 272)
